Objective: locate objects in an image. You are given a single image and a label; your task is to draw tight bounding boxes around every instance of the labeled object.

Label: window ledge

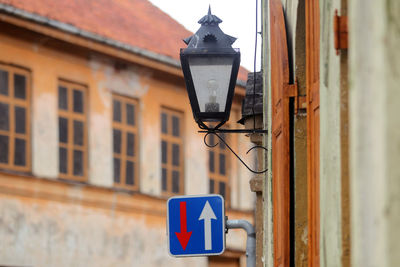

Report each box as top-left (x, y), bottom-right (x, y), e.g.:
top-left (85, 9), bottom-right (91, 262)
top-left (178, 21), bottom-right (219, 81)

top-left (0, 170), bottom-right (254, 218)
top-left (0, 171), bottom-right (167, 217)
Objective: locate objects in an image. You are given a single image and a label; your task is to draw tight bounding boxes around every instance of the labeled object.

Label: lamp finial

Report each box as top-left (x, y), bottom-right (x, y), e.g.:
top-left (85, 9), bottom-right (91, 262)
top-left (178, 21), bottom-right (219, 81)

top-left (198, 5), bottom-right (222, 25)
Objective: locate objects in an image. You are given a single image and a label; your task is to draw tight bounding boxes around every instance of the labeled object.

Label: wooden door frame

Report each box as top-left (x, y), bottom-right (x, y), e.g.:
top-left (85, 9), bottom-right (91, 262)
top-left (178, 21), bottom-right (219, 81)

top-left (306, 0), bottom-right (320, 266)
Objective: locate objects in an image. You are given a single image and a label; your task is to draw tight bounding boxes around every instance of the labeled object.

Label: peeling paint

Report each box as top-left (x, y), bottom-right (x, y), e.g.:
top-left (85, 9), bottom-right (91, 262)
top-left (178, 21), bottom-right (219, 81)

top-left (32, 92), bottom-right (58, 179)
top-left (301, 226), bottom-right (308, 245)
top-left (0, 198), bottom-right (209, 267)
top-left (89, 56), bottom-right (151, 101)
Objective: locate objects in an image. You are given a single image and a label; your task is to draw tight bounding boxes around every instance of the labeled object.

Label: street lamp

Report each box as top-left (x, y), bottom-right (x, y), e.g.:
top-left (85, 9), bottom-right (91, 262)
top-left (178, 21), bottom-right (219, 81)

top-left (180, 7), bottom-right (240, 130)
top-left (180, 7), bottom-right (267, 174)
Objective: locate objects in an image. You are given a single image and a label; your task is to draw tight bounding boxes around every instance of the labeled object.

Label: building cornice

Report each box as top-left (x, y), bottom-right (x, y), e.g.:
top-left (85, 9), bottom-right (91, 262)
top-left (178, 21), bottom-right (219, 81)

top-left (0, 172), bottom-right (253, 220)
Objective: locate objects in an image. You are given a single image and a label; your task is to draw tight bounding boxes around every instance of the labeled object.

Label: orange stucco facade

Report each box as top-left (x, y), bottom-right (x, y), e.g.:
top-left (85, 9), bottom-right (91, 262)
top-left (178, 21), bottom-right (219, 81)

top-left (0, 10), bottom-right (254, 267)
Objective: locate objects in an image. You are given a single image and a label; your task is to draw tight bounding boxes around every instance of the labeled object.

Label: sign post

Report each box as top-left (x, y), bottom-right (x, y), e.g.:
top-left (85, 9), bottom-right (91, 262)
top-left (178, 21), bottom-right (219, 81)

top-left (167, 194), bottom-right (225, 257)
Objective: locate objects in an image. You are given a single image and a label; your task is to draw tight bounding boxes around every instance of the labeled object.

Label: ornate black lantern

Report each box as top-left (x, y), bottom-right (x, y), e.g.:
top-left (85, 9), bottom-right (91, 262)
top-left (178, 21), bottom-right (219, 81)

top-left (180, 7), bottom-right (241, 130)
top-left (180, 7), bottom-right (267, 174)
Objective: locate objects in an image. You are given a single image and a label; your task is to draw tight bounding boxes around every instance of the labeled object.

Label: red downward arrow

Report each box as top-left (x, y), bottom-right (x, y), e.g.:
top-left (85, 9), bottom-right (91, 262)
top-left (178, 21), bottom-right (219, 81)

top-left (175, 201), bottom-right (192, 250)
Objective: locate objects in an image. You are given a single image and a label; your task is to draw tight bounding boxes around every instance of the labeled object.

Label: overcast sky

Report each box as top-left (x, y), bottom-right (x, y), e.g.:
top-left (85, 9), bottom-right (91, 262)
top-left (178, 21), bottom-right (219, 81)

top-left (148, 0), bottom-right (261, 72)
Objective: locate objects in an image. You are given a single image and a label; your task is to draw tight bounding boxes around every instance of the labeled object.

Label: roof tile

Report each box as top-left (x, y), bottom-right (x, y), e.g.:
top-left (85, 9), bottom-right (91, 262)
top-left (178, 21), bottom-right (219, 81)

top-left (0, 0), bottom-right (248, 81)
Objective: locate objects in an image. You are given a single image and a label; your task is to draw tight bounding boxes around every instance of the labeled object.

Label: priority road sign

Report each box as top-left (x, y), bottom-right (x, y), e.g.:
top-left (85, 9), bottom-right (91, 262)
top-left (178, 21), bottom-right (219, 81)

top-left (167, 194), bottom-right (225, 257)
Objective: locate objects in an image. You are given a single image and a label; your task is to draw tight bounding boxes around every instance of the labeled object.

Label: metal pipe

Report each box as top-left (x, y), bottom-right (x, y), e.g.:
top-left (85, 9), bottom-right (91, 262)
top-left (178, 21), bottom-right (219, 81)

top-left (226, 219), bottom-right (256, 267)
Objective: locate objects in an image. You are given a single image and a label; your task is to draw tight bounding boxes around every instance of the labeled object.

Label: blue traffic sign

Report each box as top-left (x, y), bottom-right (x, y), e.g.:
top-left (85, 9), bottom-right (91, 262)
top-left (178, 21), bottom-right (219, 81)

top-left (167, 194), bottom-right (225, 257)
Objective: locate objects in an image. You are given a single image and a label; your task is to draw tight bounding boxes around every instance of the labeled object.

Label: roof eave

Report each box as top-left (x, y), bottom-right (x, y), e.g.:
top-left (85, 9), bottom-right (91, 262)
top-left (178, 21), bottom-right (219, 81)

top-left (0, 3), bottom-right (247, 87)
top-left (0, 3), bottom-right (181, 66)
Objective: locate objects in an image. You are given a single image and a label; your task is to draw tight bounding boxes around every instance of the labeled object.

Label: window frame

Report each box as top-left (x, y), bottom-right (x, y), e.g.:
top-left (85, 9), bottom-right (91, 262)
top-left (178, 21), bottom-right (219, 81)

top-left (161, 107), bottom-right (184, 196)
top-left (0, 64), bottom-right (31, 173)
top-left (112, 94), bottom-right (140, 190)
top-left (58, 80), bottom-right (88, 181)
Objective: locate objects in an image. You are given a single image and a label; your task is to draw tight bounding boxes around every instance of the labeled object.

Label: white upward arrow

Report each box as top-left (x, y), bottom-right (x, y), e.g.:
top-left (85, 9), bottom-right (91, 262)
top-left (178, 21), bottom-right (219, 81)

top-left (198, 201), bottom-right (217, 250)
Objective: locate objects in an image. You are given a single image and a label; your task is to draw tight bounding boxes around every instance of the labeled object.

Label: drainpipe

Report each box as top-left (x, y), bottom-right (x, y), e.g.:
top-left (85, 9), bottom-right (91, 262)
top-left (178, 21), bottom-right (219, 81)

top-left (226, 219), bottom-right (256, 267)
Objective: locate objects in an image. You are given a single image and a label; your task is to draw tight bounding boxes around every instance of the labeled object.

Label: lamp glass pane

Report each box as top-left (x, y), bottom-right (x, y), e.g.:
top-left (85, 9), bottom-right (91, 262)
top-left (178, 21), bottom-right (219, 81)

top-left (188, 57), bottom-right (233, 113)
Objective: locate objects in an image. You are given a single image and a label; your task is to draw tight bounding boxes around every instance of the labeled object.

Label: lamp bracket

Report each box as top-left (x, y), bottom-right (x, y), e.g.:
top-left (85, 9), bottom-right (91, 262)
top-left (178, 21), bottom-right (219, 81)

top-left (202, 130), bottom-right (268, 174)
top-left (199, 128), bottom-right (268, 134)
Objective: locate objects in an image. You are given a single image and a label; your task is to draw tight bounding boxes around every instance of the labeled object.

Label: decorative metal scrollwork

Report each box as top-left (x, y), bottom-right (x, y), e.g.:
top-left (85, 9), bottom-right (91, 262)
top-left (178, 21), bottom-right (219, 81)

top-left (203, 131), bottom-right (268, 174)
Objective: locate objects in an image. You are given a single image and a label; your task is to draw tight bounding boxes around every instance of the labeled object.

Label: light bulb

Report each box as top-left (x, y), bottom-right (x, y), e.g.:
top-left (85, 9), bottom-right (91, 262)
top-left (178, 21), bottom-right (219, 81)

top-left (207, 79), bottom-right (218, 102)
top-left (205, 79), bottom-right (220, 112)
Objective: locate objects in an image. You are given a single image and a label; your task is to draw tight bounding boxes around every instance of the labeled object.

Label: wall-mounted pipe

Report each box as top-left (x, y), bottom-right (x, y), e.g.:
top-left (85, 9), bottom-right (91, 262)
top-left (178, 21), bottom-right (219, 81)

top-left (226, 219), bottom-right (256, 267)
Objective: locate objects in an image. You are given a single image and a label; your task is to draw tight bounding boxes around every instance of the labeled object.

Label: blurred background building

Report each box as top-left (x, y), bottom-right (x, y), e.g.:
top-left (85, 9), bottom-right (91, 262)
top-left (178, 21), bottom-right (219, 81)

top-left (0, 0), bottom-right (255, 266)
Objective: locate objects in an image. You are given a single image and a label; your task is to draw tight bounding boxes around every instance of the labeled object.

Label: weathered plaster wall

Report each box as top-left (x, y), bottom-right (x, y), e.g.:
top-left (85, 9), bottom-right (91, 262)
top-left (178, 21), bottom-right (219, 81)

top-left (236, 121), bottom-right (256, 211)
top-left (228, 108), bottom-right (255, 210)
top-left (262, 0), bottom-right (273, 265)
top-left (0, 196), bottom-right (206, 267)
top-left (229, 109), bottom-right (241, 209)
top-left (319, 0), bottom-right (342, 266)
top-left (87, 56), bottom-right (152, 188)
top-left (385, 1), bottom-right (400, 265)
top-left (350, 0), bottom-right (400, 266)
top-left (0, 173), bottom-right (251, 266)
top-left (0, 34), bottom-right (59, 179)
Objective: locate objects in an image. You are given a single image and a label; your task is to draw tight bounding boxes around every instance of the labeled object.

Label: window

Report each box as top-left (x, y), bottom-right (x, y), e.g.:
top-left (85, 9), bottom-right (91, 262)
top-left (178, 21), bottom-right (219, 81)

top-left (0, 65), bottom-right (30, 172)
top-left (208, 133), bottom-right (230, 203)
top-left (112, 95), bottom-right (139, 190)
top-left (161, 108), bottom-right (184, 195)
top-left (58, 81), bottom-right (87, 181)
